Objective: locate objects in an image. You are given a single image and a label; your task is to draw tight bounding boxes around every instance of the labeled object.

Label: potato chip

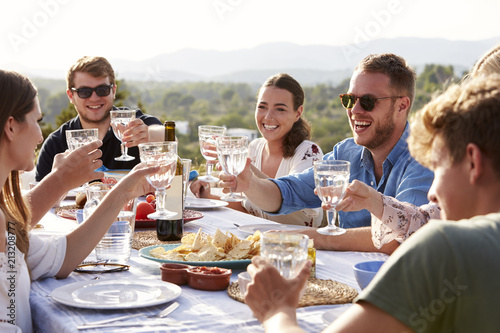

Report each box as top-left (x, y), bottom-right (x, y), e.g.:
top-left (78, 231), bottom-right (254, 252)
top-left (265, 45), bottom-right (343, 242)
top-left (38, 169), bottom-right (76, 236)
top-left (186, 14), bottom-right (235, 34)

top-left (191, 228), bottom-right (205, 251)
top-left (228, 239), bottom-right (252, 259)
top-left (181, 232), bottom-right (198, 246)
top-left (212, 228), bottom-right (228, 248)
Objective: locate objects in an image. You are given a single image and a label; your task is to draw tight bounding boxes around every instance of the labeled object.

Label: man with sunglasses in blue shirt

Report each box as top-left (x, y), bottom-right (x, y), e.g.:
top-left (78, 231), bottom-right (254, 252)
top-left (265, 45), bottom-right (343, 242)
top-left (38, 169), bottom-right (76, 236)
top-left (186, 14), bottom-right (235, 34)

top-left (35, 56), bottom-right (163, 182)
top-left (219, 53), bottom-right (434, 254)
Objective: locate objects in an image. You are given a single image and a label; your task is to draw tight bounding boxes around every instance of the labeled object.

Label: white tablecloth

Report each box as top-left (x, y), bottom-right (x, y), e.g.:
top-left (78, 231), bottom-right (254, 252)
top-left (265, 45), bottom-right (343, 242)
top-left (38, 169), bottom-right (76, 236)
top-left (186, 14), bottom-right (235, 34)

top-left (30, 203), bottom-right (388, 332)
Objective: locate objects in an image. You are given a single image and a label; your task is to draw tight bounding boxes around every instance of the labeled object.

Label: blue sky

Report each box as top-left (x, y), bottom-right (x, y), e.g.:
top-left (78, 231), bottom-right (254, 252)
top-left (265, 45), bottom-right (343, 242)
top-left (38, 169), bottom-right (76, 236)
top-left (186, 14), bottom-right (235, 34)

top-left (1, 0), bottom-right (499, 72)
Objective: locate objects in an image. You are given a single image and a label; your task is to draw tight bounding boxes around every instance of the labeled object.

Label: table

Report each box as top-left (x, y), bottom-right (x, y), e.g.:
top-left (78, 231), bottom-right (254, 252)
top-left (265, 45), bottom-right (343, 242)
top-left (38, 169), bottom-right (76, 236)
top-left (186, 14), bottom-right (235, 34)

top-left (30, 201), bottom-right (388, 332)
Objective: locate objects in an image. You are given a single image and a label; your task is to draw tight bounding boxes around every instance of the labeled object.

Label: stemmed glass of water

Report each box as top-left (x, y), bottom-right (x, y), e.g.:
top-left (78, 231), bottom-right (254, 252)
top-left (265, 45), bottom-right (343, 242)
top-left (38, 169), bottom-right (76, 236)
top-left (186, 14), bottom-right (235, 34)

top-left (110, 109), bottom-right (136, 161)
top-left (138, 142), bottom-right (178, 219)
top-left (216, 136), bottom-right (249, 202)
top-left (313, 160), bottom-right (350, 235)
top-left (198, 125), bottom-right (226, 182)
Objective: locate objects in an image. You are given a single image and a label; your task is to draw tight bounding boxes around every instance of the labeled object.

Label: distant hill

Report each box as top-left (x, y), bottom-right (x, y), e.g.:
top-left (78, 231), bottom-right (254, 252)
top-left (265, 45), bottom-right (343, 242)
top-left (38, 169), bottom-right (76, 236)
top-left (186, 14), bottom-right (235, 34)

top-left (26, 37), bottom-right (500, 86)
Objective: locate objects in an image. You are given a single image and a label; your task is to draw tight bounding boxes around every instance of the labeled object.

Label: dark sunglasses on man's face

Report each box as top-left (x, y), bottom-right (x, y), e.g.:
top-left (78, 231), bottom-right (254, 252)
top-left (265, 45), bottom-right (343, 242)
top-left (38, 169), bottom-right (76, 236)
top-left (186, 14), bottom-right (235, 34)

top-left (71, 84), bottom-right (114, 99)
top-left (339, 94), bottom-right (403, 111)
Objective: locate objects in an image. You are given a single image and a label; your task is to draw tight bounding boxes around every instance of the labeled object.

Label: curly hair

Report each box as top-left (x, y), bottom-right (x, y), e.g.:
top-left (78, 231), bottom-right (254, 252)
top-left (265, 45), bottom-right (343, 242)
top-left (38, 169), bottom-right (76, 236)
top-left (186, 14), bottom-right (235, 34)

top-left (0, 70), bottom-right (36, 255)
top-left (470, 44), bottom-right (500, 78)
top-left (258, 73), bottom-right (311, 158)
top-left (409, 75), bottom-right (500, 179)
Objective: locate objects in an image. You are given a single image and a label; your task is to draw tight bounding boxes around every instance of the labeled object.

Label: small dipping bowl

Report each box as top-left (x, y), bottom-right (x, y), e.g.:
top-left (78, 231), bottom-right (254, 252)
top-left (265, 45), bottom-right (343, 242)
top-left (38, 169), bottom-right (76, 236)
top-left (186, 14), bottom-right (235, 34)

top-left (238, 271), bottom-right (251, 295)
top-left (160, 263), bottom-right (191, 285)
top-left (187, 266), bottom-right (232, 291)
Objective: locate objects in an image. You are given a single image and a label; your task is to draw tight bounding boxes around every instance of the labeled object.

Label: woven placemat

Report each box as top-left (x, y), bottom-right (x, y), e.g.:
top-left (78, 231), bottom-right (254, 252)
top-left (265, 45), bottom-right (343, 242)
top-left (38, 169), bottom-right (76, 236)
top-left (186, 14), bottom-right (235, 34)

top-left (227, 278), bottom-right (358, 307)
top-left (132, 230), bottom-right (181, 250)
top-left (55, 204), bottom-right (81, 213)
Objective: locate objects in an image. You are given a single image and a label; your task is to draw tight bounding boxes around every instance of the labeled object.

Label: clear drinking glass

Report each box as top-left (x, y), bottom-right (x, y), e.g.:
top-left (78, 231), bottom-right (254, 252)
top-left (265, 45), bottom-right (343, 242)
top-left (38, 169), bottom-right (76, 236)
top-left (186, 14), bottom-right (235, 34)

top-left (66, 128), bottom-right (99, 151)
top-left (198, 125), bottom-right (226, 182)
top-left (66, 128), bottom-right (99, 189)
top-left (138, 142), bottom-right (178, 219)
top-left (83, 183), bottom-right (137, 263)
top-left (215, 136), bottom-right (249, 202)
top-left (313, 160), bottom-right (350, 235)
top-left (181, 158), bottom-right (192, 205)
top-left (110, 109), bottom-right (136, 161)
top-left (260, 231), bottom-right (309, 279)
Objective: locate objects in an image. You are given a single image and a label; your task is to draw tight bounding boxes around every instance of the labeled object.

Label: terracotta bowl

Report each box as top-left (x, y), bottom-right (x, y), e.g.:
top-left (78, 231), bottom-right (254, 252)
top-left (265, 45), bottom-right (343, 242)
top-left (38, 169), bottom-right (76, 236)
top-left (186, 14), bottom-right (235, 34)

top-left (160, 263), bottom-right (191, 285)
top-left (187, 266), bottom-right (232, 291)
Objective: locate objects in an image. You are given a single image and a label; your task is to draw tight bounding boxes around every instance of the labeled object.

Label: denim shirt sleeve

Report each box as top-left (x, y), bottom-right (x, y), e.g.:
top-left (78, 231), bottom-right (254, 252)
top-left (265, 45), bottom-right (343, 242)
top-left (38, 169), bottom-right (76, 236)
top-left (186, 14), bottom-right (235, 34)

top-left (264, 124), bottom-right (434, 229)
top-left (270, 166), bottom-right (322, 215)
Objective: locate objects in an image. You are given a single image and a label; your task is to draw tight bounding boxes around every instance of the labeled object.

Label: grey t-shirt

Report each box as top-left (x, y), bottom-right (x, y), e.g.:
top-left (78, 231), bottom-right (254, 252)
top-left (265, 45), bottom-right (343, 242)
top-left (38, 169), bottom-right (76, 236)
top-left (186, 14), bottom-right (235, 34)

top-left (357, 213), bottom-right (500, 332)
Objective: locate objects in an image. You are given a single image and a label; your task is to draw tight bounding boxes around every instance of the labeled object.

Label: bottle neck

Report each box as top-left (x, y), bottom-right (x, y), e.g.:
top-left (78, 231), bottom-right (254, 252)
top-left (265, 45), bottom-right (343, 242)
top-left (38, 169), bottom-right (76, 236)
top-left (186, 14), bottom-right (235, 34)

top-left (165, 121), bottom-right (176, 142)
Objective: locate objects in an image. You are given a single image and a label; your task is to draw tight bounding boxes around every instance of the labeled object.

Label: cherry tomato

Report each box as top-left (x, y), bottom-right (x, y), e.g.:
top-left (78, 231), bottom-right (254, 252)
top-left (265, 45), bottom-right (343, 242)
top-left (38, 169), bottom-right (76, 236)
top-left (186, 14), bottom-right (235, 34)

top-left (136, 202), bottom-right (155, 220)
top-left (146, 194), bottom-right (156, 203)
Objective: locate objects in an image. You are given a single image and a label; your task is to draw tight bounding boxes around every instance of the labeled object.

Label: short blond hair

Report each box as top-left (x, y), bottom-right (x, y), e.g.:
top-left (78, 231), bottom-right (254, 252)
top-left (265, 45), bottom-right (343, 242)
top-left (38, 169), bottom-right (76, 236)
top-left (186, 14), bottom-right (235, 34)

top-left (356, 53), bottom-right (416, 113)
top-left (66, 56), bottom-right (115, 89)
top-left (409, 75), bottom-right (500, 179)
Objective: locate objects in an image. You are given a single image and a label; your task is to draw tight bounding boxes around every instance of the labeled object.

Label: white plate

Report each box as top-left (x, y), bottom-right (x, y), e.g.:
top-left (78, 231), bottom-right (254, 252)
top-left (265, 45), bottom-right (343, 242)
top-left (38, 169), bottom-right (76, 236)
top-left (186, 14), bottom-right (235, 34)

top-left (322, 304), bottom-right (353, 325)
top-left (50, 279), bottom-right (181, 309)
top-left (184, 197), bottom-right (229, 209)
top-left (238, 223), bottom-right (311, 236)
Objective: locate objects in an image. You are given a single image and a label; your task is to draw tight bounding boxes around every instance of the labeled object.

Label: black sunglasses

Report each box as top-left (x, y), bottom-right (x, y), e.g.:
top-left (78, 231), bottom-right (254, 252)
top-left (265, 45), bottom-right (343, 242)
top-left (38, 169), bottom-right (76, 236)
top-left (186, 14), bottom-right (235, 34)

top-left (71, 84), bottom-right (114, 99)
top-left (339, 94), bottom-right (403, 111)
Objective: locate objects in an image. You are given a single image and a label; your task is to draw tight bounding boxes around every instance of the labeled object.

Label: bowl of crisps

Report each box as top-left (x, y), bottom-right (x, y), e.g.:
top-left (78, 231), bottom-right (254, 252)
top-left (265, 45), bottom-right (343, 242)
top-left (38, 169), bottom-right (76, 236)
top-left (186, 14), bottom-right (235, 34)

top-left (187, 266), bottom-right (232, 291)
top-left (141, 228), bottom-right (261, 269)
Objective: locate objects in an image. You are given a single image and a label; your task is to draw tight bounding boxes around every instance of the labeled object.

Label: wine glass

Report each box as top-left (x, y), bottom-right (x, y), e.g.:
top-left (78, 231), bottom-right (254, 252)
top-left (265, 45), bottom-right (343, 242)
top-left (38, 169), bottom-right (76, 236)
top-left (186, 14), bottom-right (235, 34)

top-left (216, 136), bottom-right (249, 202)
top-left (66, 128), bottom-right (99, 151)
top-left (198, 125), bottom-right (226, 182)
top-left (313, 160), bottom-right (350, 235)
top-left (138, 142), bottom-right (178, 219)
top-left (110, 109), bottom-right (136, 161)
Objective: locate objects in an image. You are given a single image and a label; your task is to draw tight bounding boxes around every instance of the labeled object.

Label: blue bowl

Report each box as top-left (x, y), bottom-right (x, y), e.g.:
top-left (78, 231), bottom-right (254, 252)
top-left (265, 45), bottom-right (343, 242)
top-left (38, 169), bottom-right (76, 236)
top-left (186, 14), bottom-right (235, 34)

top-left (353, 261), bottom-right (385, 290)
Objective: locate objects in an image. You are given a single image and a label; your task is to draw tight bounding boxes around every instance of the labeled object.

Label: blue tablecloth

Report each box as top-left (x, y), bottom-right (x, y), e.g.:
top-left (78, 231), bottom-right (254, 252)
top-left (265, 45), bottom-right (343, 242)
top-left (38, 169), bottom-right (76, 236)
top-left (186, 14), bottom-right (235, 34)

top-left (31, 204), bottom-right (388, 332)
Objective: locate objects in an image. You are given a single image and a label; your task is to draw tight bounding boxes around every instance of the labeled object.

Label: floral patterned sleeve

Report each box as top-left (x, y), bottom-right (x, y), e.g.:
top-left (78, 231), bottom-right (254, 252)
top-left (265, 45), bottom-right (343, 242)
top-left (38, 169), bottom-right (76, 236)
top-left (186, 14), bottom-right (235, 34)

top-left (371, 195), bottom-right (441, 249)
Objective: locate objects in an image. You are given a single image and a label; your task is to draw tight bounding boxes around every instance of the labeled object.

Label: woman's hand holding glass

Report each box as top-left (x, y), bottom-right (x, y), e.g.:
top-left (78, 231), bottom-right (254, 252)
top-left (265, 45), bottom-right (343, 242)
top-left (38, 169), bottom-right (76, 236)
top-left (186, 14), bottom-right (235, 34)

top-left (215, 136), bottom-right (249, 202)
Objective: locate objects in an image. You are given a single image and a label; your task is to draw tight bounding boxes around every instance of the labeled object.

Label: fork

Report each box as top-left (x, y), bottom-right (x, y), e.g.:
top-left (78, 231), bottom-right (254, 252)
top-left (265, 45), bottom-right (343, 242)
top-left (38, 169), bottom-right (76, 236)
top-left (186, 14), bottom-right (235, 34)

top-left (78, 301), bottom-right (179, 329)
